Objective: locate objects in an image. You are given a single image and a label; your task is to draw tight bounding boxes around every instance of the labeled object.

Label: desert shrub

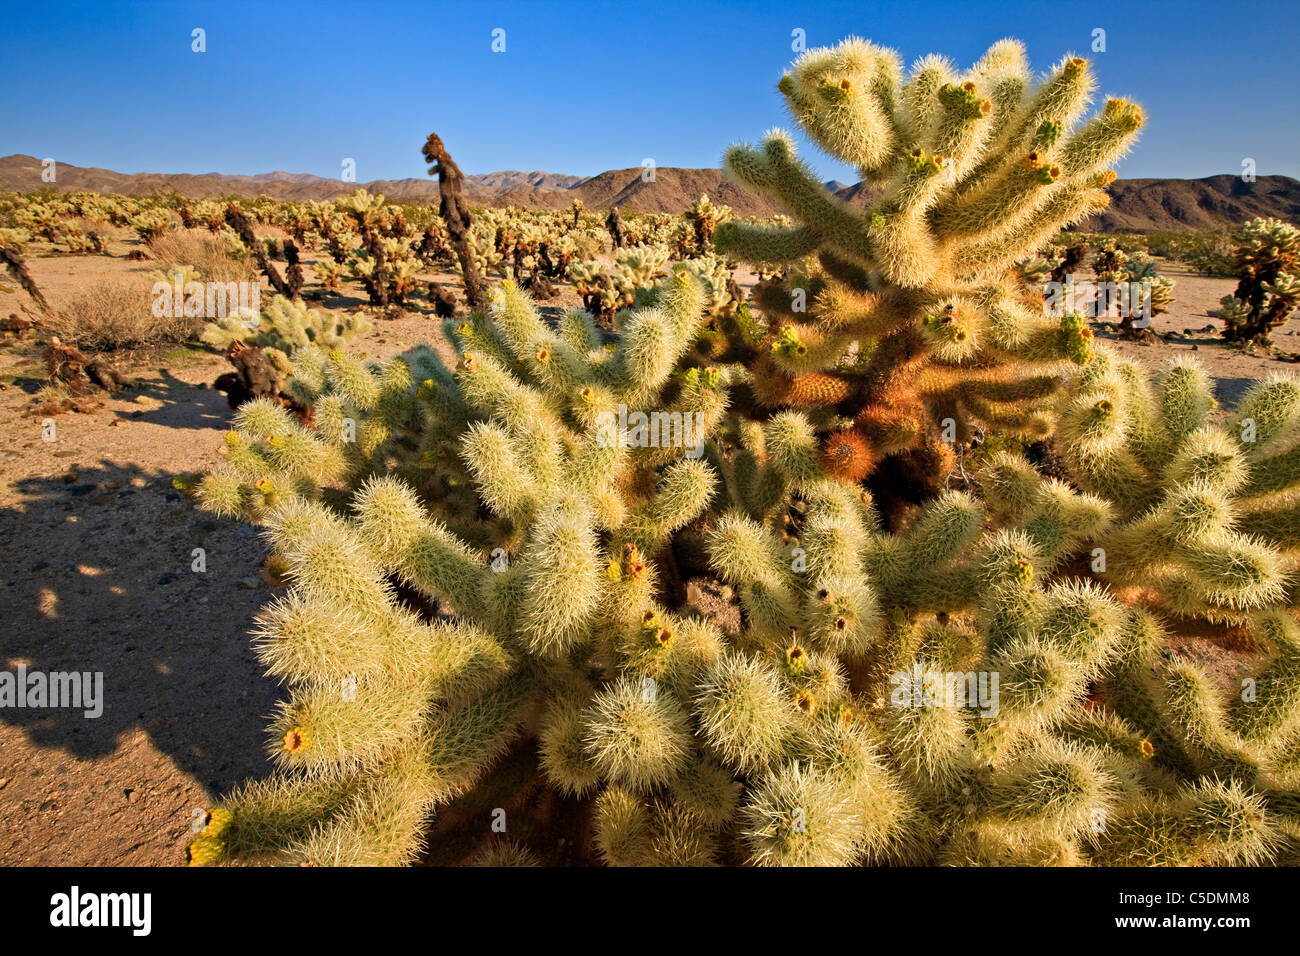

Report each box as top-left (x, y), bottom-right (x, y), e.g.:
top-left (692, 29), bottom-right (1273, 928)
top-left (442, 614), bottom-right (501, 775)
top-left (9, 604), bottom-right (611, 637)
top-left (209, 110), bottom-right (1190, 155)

top-left (148, 229), bottom-right (256, 285)
top-left (45, 278), bottom-right (198, 352)
top-left (1159, 228), bottom-right (1236, 276)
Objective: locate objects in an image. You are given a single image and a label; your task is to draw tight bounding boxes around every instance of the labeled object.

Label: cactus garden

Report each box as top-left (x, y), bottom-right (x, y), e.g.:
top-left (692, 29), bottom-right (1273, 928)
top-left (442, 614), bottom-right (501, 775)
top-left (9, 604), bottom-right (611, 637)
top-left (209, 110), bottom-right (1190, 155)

top-left (4, 5), bottom-right (1300, 884)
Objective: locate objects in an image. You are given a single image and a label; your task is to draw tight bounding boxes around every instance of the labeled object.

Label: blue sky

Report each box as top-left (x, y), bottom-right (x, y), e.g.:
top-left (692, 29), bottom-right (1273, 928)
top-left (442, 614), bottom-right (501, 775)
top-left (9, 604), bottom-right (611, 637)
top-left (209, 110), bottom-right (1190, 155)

top-left (1, 0), bottom-right (1296, 183)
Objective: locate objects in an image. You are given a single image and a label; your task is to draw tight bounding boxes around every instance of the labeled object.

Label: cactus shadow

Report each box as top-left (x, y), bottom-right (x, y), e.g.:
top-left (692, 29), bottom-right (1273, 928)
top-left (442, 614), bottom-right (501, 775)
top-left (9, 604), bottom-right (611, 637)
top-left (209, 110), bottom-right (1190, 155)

top-left (0, 458), bottom-right (280, 796)
top-left (112, 367), bottom-right (234, 430)
top-left (1211, 377), bottom-right (1256, 411)
top-left (317, 291), bottom-right (371, 311)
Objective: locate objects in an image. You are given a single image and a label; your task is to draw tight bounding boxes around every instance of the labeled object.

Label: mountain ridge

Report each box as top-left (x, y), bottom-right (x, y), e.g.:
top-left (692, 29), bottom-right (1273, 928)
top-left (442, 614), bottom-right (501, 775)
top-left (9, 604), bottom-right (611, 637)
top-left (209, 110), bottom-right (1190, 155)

top-left (2, 154), bottom-right (1296, 232)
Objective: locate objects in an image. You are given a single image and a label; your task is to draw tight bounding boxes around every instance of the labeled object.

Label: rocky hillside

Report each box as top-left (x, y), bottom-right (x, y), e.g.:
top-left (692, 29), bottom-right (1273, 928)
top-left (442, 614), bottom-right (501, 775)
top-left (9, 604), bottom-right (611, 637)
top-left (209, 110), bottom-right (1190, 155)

top-left (2, 154), bottom-right (1295, 231)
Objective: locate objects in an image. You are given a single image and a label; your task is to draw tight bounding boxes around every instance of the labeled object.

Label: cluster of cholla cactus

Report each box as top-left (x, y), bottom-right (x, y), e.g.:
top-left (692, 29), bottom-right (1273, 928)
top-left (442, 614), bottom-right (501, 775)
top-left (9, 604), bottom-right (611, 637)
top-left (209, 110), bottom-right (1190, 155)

top-left (1091, 238), bottom-right (1174, 334)
top-left (1218, 217), bottom-right (1300, 344)
top-left (469, 207), bottom-right (606, 288)
top-left (13, 198), bottom-right (66, 242)
top-left (180, 199), bottom-right (230, 232)
top-left (201, 295), bottom-right (371, 381)
top-left (713, 36), bottom-right (1144, 506)
top-left (58, 223), bottom-right (109, 255)
top-left (984, 350), bottom-right (1300, 625)
top-left (3, 197), bottom-right (111, 256)
top-left (568, 244), bottom-right (672, 323)
top-left (684, 194), bottom-right (731, 256)
top-left (186, 269), bottom-right (1300, 868)
top-left (184, 35), bottom-right (1300, 868)
top-left (333, 191), bottom-right (422, 307)
top-left (131, 207), bottom-right (175, 243)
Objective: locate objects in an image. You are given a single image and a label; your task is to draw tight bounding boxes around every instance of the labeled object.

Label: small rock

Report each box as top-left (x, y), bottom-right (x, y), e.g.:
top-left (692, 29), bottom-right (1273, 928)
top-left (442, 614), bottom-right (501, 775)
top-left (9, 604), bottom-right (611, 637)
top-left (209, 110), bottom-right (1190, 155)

top-left (0, 777), bottom-right (9, 790)
top-left (124, 788), bottom-right (138, 803)
top-left (235, 577), bottom-right (260, 589)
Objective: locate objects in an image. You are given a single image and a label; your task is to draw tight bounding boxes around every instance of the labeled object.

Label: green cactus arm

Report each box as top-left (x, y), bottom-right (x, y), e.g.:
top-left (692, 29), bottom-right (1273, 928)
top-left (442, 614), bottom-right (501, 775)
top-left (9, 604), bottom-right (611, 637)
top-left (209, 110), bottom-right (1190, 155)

top-left (1229, 612), bottom-right (1300, 752)
top-left (187, 772), bottom-right (365, 866)
top-left (693, 651), bottom-right (795, 775)
top-left (513, 498), bottom-right (606, 658)
top-left (268, 673), bottom-right (433, 774)
top-left (619, 459), bottom-right (718, 556)
top-left (350, 477), bottom-right (486, 611)
top-left (714, 219), bottom-right (821, 264)
top-left (581, 677), bottom-right (693, 792)
top-left (977, 742), bottom-right (1120, 844)
top-left (593, 786), bottom-right (652, 866)
top-left (1090, 780), bottom-right (1277, 866)
top-left (741, 761), bottom-right (864, 866)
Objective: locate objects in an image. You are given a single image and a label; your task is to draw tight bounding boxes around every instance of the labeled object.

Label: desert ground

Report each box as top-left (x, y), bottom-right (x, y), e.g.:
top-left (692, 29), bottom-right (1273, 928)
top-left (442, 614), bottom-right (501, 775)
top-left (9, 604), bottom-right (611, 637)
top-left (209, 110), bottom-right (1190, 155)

top-left (0, 228), bottom-right (1293, 866)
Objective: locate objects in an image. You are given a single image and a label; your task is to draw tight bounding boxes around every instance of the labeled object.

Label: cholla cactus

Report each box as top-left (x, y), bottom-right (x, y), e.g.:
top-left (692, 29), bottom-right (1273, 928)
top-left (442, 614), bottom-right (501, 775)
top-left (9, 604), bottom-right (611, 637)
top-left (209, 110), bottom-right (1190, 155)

top-left (14, 200), bottom-right (63, 241)
top-left (1123, 252), bottom-right (1174, 315)
top-left (1092, 239), bottom-right (1174, 335)
top-left (349, 237), bottom-right (424, 307)
top-left (179, 38), bottom-right (1300, 870)
top-left (1013, 248), bottom-right (1056, 288)
top-left (310, 203), bottom-right (358, 264)
top-left (183, 199), bottom-right (228, 232)
top-left (982, 350), bottom-right (1296, 626)
top-left (616, 243), bottom-right (670, 288)
top-left (568, 244), bottom-right (671, 324)
top-left (60, 224), bottom-right (107, 255)
top-left (132, 208), bottom-right (173, 242)
top-left (186, 271), bottom-right (1300, 867)
top-left (677, 253), bottom-right (739, 318)
top-left (0, 227), bottom-right (32, 250)
top-left (340, 190), bottom-right (390, 240)
top-left (685, 193), bottom-right (731, 256)
top-left (315, 257), bottom-right (347, 293)
top-left (715, 37), bottom-right (1143, 501)
top-left (201, 295), bottom-right (371, 382)
top-left (1218, 217), bottom-right (1300, 344)
top-left (149, 263), bottom-right (202, 288)
top-left (186, 272), bottom-right (735, 864)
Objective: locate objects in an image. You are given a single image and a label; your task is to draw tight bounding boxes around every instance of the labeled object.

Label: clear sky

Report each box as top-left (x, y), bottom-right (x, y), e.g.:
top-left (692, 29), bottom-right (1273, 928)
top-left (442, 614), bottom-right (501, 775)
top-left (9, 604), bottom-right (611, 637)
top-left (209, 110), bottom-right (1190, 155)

top-left (1, 0), bottom-right (1296, 183)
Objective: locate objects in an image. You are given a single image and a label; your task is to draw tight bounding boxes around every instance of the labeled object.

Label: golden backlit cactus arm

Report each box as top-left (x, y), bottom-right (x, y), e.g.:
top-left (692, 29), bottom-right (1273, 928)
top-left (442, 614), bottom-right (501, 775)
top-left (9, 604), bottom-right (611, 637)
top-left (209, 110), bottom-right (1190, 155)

top-left (710, 36), bottom-right (1142, 513)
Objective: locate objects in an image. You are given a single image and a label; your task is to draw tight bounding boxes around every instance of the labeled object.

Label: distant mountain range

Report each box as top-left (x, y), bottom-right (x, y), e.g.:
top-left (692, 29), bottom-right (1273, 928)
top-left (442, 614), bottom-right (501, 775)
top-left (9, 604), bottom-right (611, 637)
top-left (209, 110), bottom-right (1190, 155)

top-left (2, 154), bottom-right (1296, 232)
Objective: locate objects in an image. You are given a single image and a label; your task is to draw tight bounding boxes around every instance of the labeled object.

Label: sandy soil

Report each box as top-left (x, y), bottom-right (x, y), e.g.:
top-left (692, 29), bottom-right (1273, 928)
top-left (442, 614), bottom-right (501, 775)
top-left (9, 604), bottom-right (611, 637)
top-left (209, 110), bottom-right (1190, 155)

top-left (1092, 264), bottom-right (1300, 406)
top-left (0, 238), bottom-right (485, 865)
top-left (0, 238), bottom-right (1289, 866)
